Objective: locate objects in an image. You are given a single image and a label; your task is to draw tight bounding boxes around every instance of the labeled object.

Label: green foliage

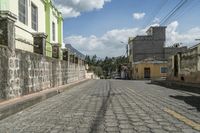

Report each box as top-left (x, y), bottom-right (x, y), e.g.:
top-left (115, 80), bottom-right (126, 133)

top-left (85, 55), bottom-right (128, 78)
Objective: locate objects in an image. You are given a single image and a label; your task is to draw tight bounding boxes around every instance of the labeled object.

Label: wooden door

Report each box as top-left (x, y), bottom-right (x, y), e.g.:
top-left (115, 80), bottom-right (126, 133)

top-left (144, 68), bottom-right (151, 79)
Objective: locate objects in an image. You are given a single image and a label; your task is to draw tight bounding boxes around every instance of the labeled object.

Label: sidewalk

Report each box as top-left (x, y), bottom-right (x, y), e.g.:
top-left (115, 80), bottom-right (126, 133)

top-left (151, 79), bottom-right (200, 94)
top-left (0, 79), bottom-right (89, 121)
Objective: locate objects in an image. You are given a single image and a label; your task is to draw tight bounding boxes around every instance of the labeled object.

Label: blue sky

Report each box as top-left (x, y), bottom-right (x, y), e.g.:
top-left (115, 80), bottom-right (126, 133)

top-left (54, 0), bottom-right (200, 57)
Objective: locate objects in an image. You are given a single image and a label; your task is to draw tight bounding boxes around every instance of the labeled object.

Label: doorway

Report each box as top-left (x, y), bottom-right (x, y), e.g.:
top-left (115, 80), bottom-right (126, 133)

top-left (174, 55), bottom-right (178, 77)
top-left (144, 68), bottom-right (151, 79)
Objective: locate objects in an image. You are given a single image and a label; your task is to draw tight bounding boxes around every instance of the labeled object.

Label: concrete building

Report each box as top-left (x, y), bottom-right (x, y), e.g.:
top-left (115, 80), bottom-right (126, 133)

top-left (167, 43), bottom-right (200, 83)
top-left (129, 26), bottom-right (166, 63)
top-left (128, 26), bottom-right (187, 80)
top-left (0, 0), bottom-right (63, 58)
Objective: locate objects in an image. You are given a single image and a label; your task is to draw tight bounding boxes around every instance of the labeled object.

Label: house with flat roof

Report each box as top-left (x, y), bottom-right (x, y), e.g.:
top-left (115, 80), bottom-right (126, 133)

top-left (128, 26), bottom-right (187, 80)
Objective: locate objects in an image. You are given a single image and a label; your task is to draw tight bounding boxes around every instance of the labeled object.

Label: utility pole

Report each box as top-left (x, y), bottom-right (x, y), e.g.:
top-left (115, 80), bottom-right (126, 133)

top-left (120, 41), bottom-right (129, 63)
top-left (120, 41), bottom-right (130, 80)
top-left (125, 44), bottom-right (129, 63)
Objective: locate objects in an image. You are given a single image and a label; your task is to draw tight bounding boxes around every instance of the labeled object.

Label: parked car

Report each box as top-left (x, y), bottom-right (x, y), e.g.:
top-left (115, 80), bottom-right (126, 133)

top-left (114, 75), bottom-right (121, 79)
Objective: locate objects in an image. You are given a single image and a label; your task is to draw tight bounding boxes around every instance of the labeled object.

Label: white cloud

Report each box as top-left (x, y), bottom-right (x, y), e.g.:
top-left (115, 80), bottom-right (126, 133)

top-left (153, 17), bottom-right (160, 23)
top-left (53, 0), bottom-right (111, 18)
top-left (64, 21), bottom-right (200, 58)
top-left (166, 21), bottom-right (200, 47)
top-left (133, 12), bottom-right (146, 20)
top-left (65, 28), bottom-right (143, 57)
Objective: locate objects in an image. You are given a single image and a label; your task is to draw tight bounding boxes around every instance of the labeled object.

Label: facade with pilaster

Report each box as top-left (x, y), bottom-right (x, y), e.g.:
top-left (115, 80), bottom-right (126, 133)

top-left (0, 0), bottom-right (63, 58)
top-left (0, 1), bottom-right (86, 100)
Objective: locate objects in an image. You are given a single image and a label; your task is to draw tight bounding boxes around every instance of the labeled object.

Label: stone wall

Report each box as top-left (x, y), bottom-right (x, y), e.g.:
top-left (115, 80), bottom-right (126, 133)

top-left (0, 12), bottom-right (86, 100)
top-left (0, 46), bottom-right (86, 100)
top-left (0, 46), bottom-right (8, 99)
top-left (167, 45), bottom-right (200, 83)
top-left (180, 48), bottom-right (198, 73)
top-left (164, 46), bottom-right (187, 59)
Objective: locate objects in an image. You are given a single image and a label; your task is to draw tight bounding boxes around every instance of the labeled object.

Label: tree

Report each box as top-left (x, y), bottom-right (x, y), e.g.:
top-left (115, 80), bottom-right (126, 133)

top-left (85, 55), bottom-right (128, 78)
top-left (91, 55), bottom-right (97, 65)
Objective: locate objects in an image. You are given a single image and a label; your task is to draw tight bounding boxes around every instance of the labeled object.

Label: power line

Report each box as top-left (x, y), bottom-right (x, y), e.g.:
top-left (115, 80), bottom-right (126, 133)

top-left (160, 0), bottom-right (188, 25)
top-left (160, 0), bottom-right (185, 25)
top-left (142, 0), bottom-right (169, 28)
top-left (171, 0), bottom-right (196, 23)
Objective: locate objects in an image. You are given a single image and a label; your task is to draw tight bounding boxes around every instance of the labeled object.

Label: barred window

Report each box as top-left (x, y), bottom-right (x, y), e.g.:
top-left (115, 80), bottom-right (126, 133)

top-left (18, 0), bottom-right (28, 25)
top-left (31, 3), bottom-right (38, 31)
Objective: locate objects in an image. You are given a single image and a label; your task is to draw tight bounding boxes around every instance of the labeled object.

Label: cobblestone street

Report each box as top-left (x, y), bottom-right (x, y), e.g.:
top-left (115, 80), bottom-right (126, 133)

top-left (0, 80), bottom-right (200, 133)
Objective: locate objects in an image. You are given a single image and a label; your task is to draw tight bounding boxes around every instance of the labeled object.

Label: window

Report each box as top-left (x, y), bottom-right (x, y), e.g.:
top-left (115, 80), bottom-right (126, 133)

top-left (52, 22), bottom-right (55, 41)
top-left (18, 0), bottom-right (28, 25)
top-left (31, 3), bottom-right (38, 31)
top-left (160, 67), bottom-right (168, 73)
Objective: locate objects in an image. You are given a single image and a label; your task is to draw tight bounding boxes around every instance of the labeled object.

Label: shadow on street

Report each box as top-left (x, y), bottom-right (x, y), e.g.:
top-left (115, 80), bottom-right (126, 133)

top-left (170, 95), bottom-right (200, 112)
top-left (89, 81), bottom-right (112, 133)
top-left (149, 81), bottom-right (200, 95)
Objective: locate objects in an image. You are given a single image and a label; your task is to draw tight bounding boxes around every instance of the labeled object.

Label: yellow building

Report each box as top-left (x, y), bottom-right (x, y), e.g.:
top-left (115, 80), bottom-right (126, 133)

top-left (132, 58), bottom-right (167, 80)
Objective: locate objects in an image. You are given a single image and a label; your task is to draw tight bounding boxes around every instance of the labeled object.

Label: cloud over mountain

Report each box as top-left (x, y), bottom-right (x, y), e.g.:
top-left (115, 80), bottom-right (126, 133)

top-left (64, 21), bottom-right (200, 58)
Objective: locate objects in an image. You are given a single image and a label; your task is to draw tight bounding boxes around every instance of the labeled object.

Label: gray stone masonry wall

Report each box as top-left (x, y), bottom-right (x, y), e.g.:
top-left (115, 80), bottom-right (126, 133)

top-left (0, 13), bottom-right (16, 100)
top-left (0, 12), bottom-right (86, 100)
top-left (0, 46), bottom-right (8, 100)
top-left (0, 16), bottom-right (16, 50)
top-left (0, 46), bottom-right (86, 100)
top-left (33, 33), bottom-right (47, 56)
top-left (180, 48), bottom-right (198, 73)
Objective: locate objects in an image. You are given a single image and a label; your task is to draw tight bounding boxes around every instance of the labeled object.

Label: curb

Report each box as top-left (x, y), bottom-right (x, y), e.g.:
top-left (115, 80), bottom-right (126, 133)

top-left (0, 79), bottom-right (90, 121)
top-left (151, 80), bottom-right (200, 94)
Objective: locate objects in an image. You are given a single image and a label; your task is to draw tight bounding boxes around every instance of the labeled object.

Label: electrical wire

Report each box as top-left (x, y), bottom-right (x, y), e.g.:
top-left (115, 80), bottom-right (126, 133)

top-left (160, 0), bottom-right (188, 25)
top-left (171, 0), bottom-right (196, 23)
top-left (142, 0), bottom-right (169, 28)
top-left (160, 0), bottom-right (185, 24)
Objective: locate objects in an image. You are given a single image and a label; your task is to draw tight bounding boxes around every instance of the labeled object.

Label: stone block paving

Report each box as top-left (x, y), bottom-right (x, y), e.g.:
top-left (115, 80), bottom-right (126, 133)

top-left (0, 80), bottom-right (200, 133)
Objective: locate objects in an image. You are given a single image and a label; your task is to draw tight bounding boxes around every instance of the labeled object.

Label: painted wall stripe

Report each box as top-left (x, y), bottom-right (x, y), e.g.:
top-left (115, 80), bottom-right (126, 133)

top-left (164, 108), bottom-right (200, 131)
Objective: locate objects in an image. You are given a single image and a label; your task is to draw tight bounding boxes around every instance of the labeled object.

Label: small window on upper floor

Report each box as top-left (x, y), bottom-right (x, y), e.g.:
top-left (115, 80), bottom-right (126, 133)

top-left (31, 3), bottom-right (38, 31)
top-left (18, 0), bottom-right (28, 25)
top-left (52, 22), bottom-right (55, 41)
